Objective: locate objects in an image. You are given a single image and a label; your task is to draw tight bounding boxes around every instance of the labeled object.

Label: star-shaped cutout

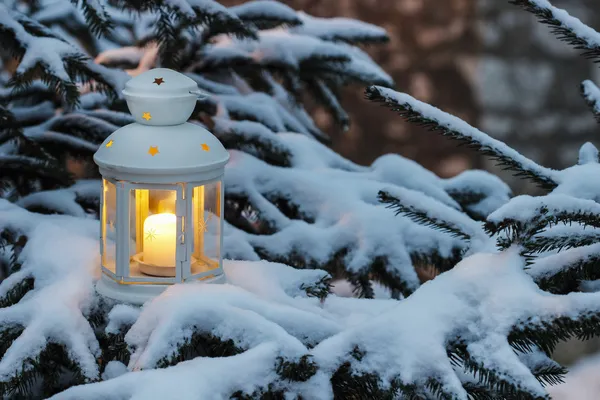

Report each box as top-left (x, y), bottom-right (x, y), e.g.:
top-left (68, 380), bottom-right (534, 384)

top-left (105, 140), bottom-right (114, 148)
top-left (198, 213), bottom-right (213, 233)
top-left (201, 143), bottom-right (210, 152)
top-left (142, 112), bottom-right (152, 121)
top-left (145, 228), bottom-right (157, 242)
top-left (153, 77), bottom-right (164, 85)
top-left (148, 146), bottom-right (159, 156)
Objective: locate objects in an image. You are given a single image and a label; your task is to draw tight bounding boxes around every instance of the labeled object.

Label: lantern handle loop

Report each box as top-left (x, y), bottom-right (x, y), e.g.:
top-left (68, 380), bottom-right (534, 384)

top-left (190, 89), bottom-right (210, 100)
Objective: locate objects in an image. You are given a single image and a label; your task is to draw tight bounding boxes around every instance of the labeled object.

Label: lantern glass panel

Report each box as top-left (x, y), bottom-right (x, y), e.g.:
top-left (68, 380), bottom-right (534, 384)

top-left (191, 181), bottom-right (221, 277)
top-left (101, 179), bottom-right (117, 275)
top-left (129, 188), bottom-right (178, 278)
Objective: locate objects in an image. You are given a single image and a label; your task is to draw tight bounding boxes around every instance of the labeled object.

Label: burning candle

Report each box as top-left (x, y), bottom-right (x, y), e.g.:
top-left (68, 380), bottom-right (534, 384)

top-left (143, 213), bottom-right (177, 268)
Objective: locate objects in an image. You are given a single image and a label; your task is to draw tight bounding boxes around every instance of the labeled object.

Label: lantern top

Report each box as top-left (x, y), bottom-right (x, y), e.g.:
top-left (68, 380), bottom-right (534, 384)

top-left (123, 68), bottom-right (198, 98)
top-left (94, 122), bottom-right (229, 183)
top-left (122, 68), bottom-right (205, 126)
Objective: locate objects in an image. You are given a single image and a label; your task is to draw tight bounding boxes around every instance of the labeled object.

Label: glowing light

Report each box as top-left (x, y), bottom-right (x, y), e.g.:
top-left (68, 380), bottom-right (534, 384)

top-left (105, 140), bottom-right (114, 148)
top-left (143, 213), bottom-right (176, 267)
top-left (148, 146), bottom-right (159, 156)
top-left (201, 143), bottom-right (210, 152)
top-left (142, 112), bottom-right (152, 121)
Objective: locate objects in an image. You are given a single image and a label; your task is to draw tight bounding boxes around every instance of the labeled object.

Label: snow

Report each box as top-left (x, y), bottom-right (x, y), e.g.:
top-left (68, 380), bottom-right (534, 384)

top-left (55, 344), bottom-right (287, 400)
top-left (528, 242), bottom-right (600, 282)
top-left (371, 86), bottom-right (560, 185)
top-left (443, 169), bottom-right (512, 218)
top-left (291, 11), bottom-right (388, 43)
top-left (211, 29), bottom-right (350, 70)
top-left (528, 0), bottom-right (600, 50)
top-left (42, 243), bottom-right (600, 399)
top-left (487, 194), bottom-right (600, 226)
top-left (17, 189), bottom-right (89, 217)
top-left (380, 185), bottom-right (490, 251)
top-left (207, 29), bottom-right (391, 86)
top-left (0, 10), bottom-right (78, 82)
top-left (106, 305), bottom-right (141, 334)
top-left (229, 1), bottom-right (299, 26)
top-left (224, 143), bottom-right (468, 292)
top-left (371, 86), bottom-right (600, 202)
top-left (101, 361), bottom-right (128, 381)
top-left (0, 200), bottom-right (101, 384)
top-left (582, 80), bottom-right (600, 115)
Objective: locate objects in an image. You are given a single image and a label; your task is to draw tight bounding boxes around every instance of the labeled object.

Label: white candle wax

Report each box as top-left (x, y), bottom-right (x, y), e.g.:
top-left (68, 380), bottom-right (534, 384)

top-left (143, 213), bottom-right (177, 267)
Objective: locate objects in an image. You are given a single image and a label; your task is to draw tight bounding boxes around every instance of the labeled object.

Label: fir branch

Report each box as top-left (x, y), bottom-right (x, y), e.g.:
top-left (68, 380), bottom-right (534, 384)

top-left (299, 275), bottom-right (331, 302)
top-left (368, 255), bottom-right (411, 299)
top-left (409, 247), bottom-right (464, 274)
top-left (485, 207), bottom-right (600, 247)
top-left (155, 331), bottom-right (243, 368)
top-left (0, 276), bottom-right (34, 308)
top-left (212, 119), bottom-right (292, 168)
top-left (509, 311), bottom-right (600, 356)
top-left (345, 270), bottom-right (376, 299)
top-left (531, 363), bottom-right (566, 387)
top-left (306, 79), bottom-right (350, 132)
top-left (523, 229), bottom-right (600, 255)
top-left (275, 355), bottom-right (317, 382)
top-left (510, 0), bottom-right (600, 62)
top-left (365, 86), bottom-right (558, 190)
top-left (0, 230), bottom-right (27, 275)
top-left (581, 80), bottom-right (600, 123)
top-left (262, 192), bottom-right (315, 223)
top-left (531, 251), bottom-right (600, 295)
top-left (450, 344), bottom-right (547, 400)
top-left (292, 13), bottom-right (390, 45)
top-left (229, 1), bottom-right (302, 30)
top-left (0, 155), bottom-right (73, 196)
top-left (97, 332), bottom-right (130, 370)
top-left (330, 361), bottom-right (401, 400)
top-left (445, 190), bottom-right (488, 221)
top-left (379, 190), bottom-right (474, 241)
top-left (71, 0), bottom-right (115, 36)
top-left (0, 342), bottom-right (90, 399)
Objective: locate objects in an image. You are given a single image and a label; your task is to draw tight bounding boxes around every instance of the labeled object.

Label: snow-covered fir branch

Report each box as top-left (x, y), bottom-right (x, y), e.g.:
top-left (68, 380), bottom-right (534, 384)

top-left (2, 199), bottom-right (600, 399)
top-left (581, 79), bottom-right (600, 123)
top-left (365, 85), bottom-right (560, 191)
top-left (510, 0), bottom-right (600, 61)
top-left (367, 84), bottom-right (600, 203)
top-left (2, 0), bottom-right (600, 398)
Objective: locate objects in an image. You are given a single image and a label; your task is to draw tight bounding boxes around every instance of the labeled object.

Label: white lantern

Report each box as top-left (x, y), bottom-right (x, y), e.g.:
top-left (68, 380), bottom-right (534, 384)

top-left (94, 68), bottom-right (229, 304)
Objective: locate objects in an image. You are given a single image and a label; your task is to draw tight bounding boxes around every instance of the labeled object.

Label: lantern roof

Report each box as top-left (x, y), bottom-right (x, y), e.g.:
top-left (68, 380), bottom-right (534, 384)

top-left (94, 122), bottom-right (229, 183)
top-left (94, 68), bottom-right (229, 183)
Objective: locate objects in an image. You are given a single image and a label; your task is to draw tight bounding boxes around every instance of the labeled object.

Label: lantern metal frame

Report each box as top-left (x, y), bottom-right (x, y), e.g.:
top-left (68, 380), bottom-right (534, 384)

top-left (96, 176), bottom-right (226, 303)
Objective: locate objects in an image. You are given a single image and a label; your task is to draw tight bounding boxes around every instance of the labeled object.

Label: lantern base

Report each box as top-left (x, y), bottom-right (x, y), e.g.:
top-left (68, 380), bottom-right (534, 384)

top-left (132, 253), bottom-right (199, 277)
top-left (95, 273), bottom-right (226, 305)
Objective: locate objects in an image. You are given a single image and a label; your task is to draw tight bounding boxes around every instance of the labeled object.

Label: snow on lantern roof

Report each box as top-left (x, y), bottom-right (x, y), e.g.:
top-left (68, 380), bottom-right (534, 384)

top-left (94, 68), bottom-right (229, 183)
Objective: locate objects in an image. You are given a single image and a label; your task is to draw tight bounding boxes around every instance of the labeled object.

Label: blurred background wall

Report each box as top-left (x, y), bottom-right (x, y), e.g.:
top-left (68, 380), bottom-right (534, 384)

top-left (223, 0), bottom-right (600, 195)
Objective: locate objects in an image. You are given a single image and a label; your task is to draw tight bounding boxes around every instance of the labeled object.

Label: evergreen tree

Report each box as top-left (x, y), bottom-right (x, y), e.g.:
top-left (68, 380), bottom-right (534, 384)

top-left (3, 0), bottom-right (599, 399)
top-left (0, 0), bottom-right (507, 295)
